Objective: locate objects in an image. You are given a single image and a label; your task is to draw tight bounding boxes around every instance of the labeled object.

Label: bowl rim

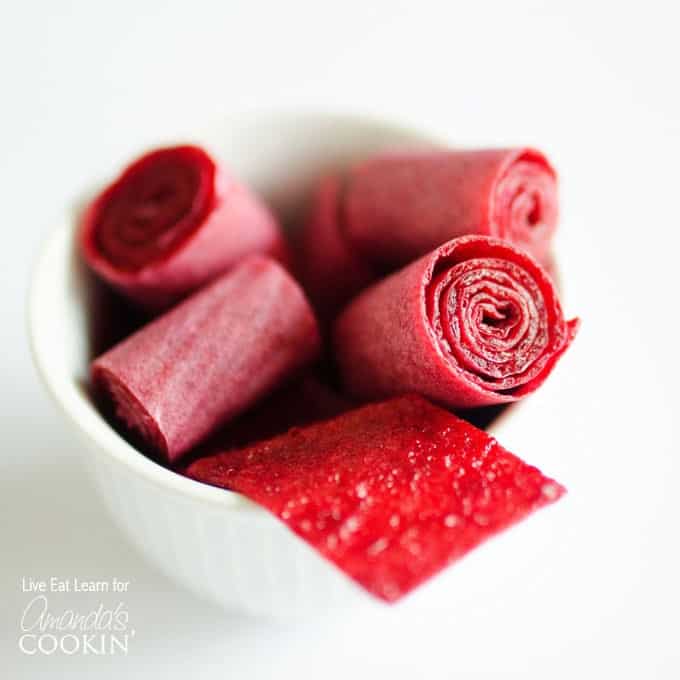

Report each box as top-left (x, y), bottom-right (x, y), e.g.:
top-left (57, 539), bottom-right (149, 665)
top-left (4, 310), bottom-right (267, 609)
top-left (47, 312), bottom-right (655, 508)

top-left (28, 109), bottom-right (447, 511)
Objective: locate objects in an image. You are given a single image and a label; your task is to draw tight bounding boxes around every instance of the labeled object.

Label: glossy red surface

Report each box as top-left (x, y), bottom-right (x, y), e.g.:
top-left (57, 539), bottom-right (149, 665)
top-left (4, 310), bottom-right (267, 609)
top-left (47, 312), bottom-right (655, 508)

top-left (187, 395), bottom-right (564, 602)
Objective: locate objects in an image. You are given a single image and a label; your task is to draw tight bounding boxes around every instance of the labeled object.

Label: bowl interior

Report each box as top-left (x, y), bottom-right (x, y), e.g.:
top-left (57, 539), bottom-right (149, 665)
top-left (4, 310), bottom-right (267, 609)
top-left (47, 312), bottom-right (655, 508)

top-left (30, 111), bottom-right (442, 505)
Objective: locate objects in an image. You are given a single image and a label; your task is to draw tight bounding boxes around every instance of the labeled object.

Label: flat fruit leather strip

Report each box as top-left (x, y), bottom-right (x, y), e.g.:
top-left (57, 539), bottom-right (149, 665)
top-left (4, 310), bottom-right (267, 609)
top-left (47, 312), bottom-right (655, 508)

top-left (344, 148), bottom-right (558, 267)
top-left (333, 235), bottom-right (579, 408)
top-left (297, 175), bottom-right (376, 320)
top-left (186, 394), bottom-right (565, 602)
top-left (92, 256), bottom-right (321, 463)
top-left (80, 145), bottom-right (288, 310)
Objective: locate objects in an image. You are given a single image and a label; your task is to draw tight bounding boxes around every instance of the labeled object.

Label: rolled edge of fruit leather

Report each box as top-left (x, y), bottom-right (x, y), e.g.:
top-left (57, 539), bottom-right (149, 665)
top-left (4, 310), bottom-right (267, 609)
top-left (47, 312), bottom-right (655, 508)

top-left (343, 148), bottom-right (558, 268)
top-left (333, 235), bottom-right (578, 409)
top-left (79, 145), bottom-right (288, 311)
top-left (92, 255), bottom-right (321, 463)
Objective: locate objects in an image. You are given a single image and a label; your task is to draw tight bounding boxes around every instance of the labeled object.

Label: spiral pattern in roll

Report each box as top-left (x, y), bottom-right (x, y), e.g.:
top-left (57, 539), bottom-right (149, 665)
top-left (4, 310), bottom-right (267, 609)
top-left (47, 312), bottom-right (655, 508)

top-left (79, 145), bottom-right (286, 310)
top-left (334, 235), bottom-right (578, 408)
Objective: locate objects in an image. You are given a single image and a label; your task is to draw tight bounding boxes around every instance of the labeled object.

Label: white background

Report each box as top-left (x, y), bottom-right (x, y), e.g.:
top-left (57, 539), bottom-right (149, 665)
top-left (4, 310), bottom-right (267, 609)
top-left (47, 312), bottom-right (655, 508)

top-left (2, 1), bottom-right (679, 677)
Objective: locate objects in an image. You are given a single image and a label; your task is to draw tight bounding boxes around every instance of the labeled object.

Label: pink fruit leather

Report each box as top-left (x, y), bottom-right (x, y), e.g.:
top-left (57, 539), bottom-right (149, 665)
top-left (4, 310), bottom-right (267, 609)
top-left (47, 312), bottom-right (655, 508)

top-left (92, 256), bottom-right (321, 463)
top-left (345, 148), bottom-right (558, 267)
top-left (186, 394), bottom-right (565, 602)
top-left (334, 235), bottom-right (578, 409)
top-left (79, 145), bottom-right (287, 310)
top-left (297, 176), bottom-right (376, 319)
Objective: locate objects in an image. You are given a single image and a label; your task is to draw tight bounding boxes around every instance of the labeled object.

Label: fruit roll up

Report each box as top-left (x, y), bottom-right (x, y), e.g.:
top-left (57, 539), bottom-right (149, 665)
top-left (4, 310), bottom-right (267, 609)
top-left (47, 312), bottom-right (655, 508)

top-left (80, 145), bottom-right (288, 310)
top-left (296, 175), bottom-right (377, 321)
top-left (186, 394), bottom-right (565, 602)
top-left (344, 148), bottom-right (558, 267)
top-left (333, 236), bottom-right (578, 409)
top-left (92, 255), bottom-right (321, 463)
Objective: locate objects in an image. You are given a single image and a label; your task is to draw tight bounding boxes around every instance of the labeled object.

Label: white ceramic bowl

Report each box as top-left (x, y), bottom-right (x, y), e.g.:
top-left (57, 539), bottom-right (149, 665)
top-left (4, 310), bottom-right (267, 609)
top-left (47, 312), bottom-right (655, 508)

top-left (29, 112), bottom-right (441, 618)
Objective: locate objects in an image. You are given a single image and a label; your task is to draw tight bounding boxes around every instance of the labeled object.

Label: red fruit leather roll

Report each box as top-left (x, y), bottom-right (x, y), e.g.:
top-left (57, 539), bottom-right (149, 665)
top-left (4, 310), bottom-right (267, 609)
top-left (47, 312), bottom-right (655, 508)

top-left (79, 145), bottom-right (287, 310)
top-left (92, 255), bottom-right (321, 463)
top-left (187, 395), bottom-right (565, 602)
top-left (334, 235), bottom-right (579, 408)
top-left (344, 148), bottom-right (558, 267)
top-left (297, 175), bottom-right (376, 320)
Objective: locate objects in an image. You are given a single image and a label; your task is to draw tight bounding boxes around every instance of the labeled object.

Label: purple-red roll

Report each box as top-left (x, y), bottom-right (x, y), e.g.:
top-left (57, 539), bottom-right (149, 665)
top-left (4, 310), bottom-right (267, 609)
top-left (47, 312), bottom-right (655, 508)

top-left (333, 236), bottom-right (578, 409)
top-left (344, 148), bottom-right (558, 267)
top-left (92, 255), bottom-right (320, 463)
top-left (297, 175), bottom-right (376, 320)
top-left (80, 145), bottom-right (287, 310)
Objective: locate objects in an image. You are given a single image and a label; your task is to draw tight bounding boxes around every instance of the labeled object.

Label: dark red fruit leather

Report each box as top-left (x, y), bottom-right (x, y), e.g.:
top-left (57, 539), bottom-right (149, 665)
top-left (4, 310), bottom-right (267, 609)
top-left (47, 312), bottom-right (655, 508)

top-left (345, 148), bottom-right (558, 267)
top-left (186, 395), bottom-right (565, 602)
top-left (92, 256), bottom-right (320, 463)
top-left (334, 235), bottom-right (578, 408)
top-left (180, 375), bottom-right (352, 468)
top-left (297, 175), bottom-right (376, 320)
top-left (79, 145), bottom-right (287, 310)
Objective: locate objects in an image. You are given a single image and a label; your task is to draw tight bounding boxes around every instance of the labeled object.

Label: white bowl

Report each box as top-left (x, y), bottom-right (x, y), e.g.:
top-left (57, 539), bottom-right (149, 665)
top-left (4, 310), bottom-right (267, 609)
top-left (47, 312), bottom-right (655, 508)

top-left (29, 112), bottom-right (441, 618)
